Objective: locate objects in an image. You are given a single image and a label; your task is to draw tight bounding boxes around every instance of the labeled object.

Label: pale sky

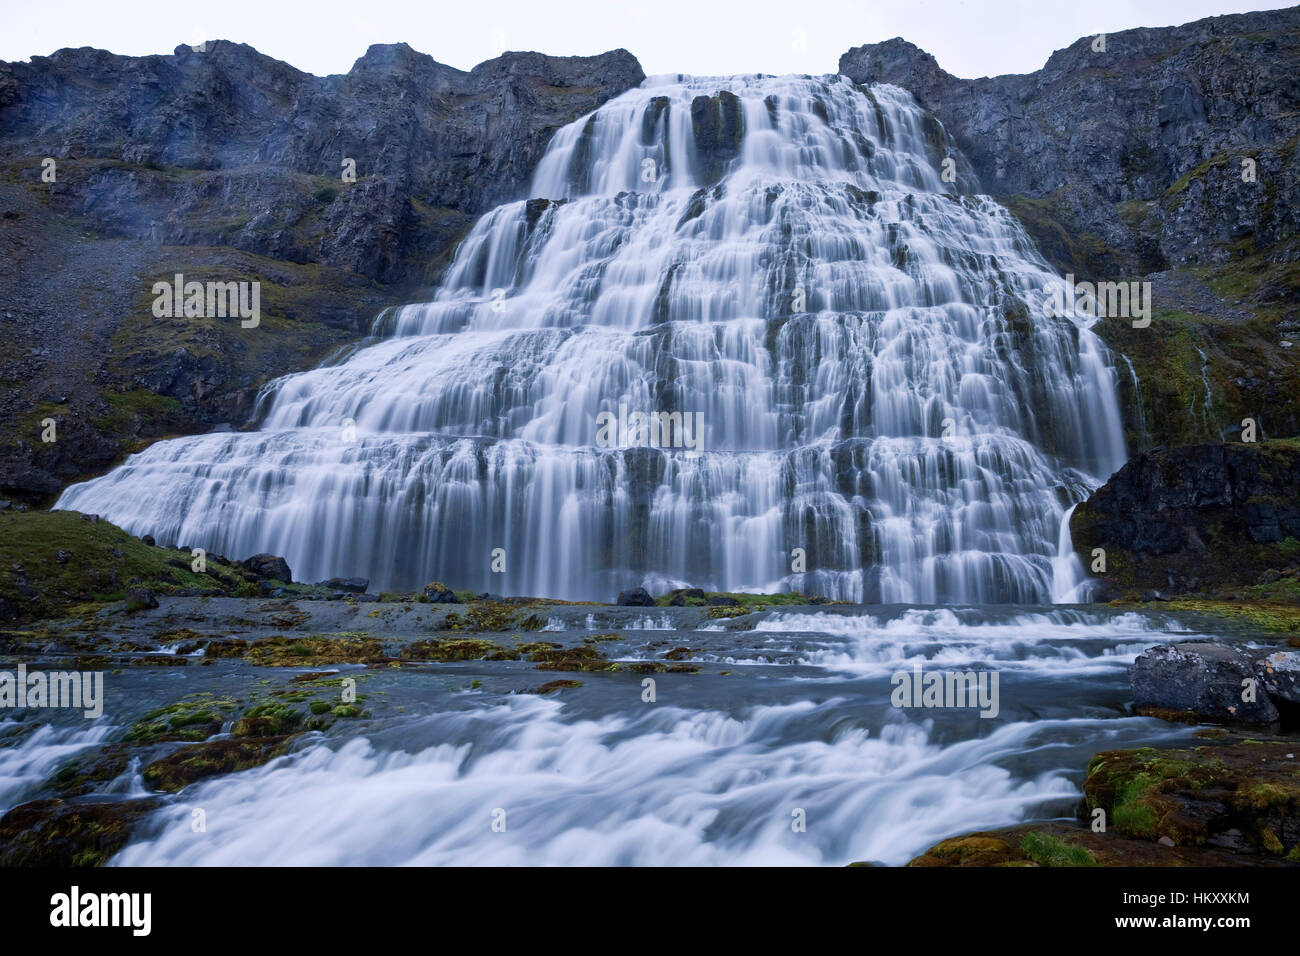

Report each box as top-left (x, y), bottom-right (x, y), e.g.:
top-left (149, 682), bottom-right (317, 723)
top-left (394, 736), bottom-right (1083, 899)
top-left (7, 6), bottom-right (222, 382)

top-left (3, 0), bottom-right (1292, 79)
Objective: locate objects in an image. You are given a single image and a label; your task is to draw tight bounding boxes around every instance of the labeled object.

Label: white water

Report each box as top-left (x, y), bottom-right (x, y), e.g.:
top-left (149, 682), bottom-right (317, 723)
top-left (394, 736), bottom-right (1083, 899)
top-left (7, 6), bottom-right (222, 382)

top-left (83, 607), bottom-right (1190, 866)
top-left (57, 74), bottom-right (1126, 602)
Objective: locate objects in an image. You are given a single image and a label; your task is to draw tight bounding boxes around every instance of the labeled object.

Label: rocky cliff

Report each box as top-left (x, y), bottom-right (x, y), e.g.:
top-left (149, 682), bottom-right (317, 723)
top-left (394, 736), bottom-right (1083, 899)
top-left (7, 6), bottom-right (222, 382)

top-left (0, 40), bottom-right (643, 502)
top-left (1071, 439), bottom-right (1300, 599)
top-left (841, 7), bottom-right (1300, 452)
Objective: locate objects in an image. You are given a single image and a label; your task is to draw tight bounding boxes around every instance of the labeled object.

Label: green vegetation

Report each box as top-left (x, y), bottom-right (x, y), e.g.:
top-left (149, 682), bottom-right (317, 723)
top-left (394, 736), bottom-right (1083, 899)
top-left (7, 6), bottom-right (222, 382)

top-left (1018, 831), bottom-right (1099, 867)
top-left (0, 510), bottom-right (230, 619)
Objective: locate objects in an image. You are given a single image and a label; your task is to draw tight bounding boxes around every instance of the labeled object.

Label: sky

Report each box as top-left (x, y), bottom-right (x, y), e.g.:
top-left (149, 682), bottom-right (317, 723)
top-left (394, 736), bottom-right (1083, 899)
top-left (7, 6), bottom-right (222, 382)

top-left (3, 0), bottom-right (1293, 79)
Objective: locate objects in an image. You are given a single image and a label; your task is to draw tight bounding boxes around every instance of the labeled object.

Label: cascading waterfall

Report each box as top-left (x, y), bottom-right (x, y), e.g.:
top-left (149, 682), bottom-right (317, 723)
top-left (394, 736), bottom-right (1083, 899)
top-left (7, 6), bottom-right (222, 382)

top-left (57, 74), bottom-right (1126, 602)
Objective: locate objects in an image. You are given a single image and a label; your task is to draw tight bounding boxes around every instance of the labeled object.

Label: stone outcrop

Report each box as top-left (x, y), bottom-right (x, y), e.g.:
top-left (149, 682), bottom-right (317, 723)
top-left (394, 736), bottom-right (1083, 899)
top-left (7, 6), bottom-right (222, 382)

top-left (1071, 440), bottom-right (1300, 597)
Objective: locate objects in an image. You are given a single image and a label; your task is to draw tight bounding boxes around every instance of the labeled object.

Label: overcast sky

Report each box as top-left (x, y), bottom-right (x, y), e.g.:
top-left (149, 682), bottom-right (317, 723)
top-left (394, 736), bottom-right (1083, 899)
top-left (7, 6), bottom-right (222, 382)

top-left (3, 0), bottom-right (1292, 79)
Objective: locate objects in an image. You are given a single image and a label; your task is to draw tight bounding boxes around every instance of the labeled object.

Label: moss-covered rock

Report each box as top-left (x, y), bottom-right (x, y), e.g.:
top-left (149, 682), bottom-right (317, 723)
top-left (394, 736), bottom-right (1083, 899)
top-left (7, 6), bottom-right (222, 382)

top-left (1084, 741), bottom-right (1300, 855)
top-left (141, 736), bottom-right (294, 792)
top-left (0, 797), bottom-right (159, 866)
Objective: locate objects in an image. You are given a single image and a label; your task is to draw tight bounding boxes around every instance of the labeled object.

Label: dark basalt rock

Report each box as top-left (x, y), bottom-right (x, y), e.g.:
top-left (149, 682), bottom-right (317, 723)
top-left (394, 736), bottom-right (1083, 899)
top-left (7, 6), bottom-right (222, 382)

top-left (0, 797), bottom-right (159, 866)
top-left (617, 586), bottom-right (654, 607)
top-left (324, 576), bottom-right (369, 593)
top-left (123, 586), bottom-right (158, 611)
top-left (1131, 641), bottom-right (1279, 724)
top-left (1071, 440), bottom-right (1300, 596)
top-left (422, 581), bottom-right (460, 603)
top-left (241, 553), bottom-right (292, 584)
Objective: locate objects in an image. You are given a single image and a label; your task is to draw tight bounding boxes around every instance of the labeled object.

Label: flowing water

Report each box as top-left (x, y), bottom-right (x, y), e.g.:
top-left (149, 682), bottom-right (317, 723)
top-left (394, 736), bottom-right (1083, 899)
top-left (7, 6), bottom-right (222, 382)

top-left (1, 605), bottom-right (1227, 866)
top-left (56, 74), bottom-right (1126, 603)
top-left (25, 75), bottom-right (1169, 866)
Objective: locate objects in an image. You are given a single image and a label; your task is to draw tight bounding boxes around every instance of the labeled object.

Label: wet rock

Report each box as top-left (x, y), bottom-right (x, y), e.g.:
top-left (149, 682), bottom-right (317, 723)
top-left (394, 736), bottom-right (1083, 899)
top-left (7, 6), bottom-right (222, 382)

top-left (617, 587), bottom-right (654, 606)
top-left (241, 553), bottom-right (292, 583)
top-left (423, 581), bottom-right (460, 603)
top-left (123, 587), bottom-right (159, 611)
top-left (1072, 442), bottom-right (1300, 598)
top-left (667, 587), bottom-right (706, 606)
top-left (526, 679), bottom-right (583, 694)
top-left (1132, 641), bottom-right (1279, 724)
top-left (142, 736), bottom-right (295, 793)
top-left (0, 798), bottom-right (159, 866)
top-left (140, 534), bottom-right (155, 547)
top-left (1253, 649), bottom-right (1300, 709)
top-left (324, 576), bottom-right (369, 593)
top-left (1085, 740), bottom-right (1300, 856)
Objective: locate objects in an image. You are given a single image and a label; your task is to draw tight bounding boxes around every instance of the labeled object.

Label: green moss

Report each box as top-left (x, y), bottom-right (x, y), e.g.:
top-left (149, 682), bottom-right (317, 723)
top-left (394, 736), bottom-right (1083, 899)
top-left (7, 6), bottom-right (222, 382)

top-left (124, 694), bottom-right (239, 742)
top-left (92, 389), bottom-right (185, 432)
top-left (0, 510), bottom-right (264, 619)
top-left (1018, 831), bottom-right (1099, 867)
top-left (1164, 152), bottom-right (1232, 200)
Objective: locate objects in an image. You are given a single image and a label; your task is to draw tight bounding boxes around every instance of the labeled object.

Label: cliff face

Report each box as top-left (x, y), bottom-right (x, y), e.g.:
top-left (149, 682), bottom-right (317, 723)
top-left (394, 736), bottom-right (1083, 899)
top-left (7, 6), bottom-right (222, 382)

top-left (1070, 440), bottom-right (1300, 599)
top-left (840, 8), bottom-right (1300, 452)
top-left (0, 40), bottom-right (643, 502)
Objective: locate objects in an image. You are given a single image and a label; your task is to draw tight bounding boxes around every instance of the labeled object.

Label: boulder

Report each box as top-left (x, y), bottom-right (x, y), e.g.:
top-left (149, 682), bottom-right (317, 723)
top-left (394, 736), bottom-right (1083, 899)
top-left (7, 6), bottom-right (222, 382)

top-left (1252, 650), bottom-right (1300, 710)
top-left (324, 577), bottom-right (369, 593)
top-left (123, 587), bottom-right (159, 611)
top-left (616, 587), bottom-right (654, 607)
top-left (423, 582), bottom-right (460, 603)
top-left (240, 553), bottom-right (292, 583)
top-left (1131, 641), bottom-right (1279, 724)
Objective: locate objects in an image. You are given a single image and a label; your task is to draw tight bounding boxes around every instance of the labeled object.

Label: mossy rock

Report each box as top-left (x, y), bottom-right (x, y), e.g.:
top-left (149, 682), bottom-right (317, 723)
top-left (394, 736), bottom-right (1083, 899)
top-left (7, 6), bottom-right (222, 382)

top-left (141, 736), bottom-right (295, 793)
top-left (0, 797), bottom-right (160, 866)
top-left (1085, 741), bottom-right (1300, 854)
top-left (243, 635), bottom-right (388, 666)
top-left (123, 694), bottom-right (240, 743)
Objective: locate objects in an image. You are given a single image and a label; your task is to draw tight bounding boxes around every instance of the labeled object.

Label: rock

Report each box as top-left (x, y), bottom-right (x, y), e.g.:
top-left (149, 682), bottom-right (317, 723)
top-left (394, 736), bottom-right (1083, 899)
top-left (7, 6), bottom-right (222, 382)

top-left (1253, 650), bottom-right (1300, 710)
top-left (617, 587), bottom-right (654, 607)
top-left (1072, 442), bottom-right (1300, 597)
top-left (324, 577), bottom-right (369, 593)
top-left (240, 553), bottom-right (292, 583)
top-left (0, 500), bottom-right (10, 511)
top-left (1085, 740), bottom-right (1300, 856)
top-left (141, 736), bottom-right (295, 793)
top-left (140, 534), bottom-right (155, 547)
top-left (0, 797), bottom-right (159, 866)
top-left (123, 587), bottom-right (159, 611)
top-left (668, 587), bottom-right (706, 606)
top-left (422, 582), bottom-right (460, 603)
top-left (707, 594), bottom-right (739, 606)
top-left (1131, 641), bottom-right (1279, 724)
top-left (54, 550), bottom-right (71, 564)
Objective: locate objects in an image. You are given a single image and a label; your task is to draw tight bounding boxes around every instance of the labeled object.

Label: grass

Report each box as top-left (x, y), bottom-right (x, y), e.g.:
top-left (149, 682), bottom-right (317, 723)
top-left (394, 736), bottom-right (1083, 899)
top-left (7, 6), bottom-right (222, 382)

top-left (1018, 832), bottom-right (1099, 867)
top-left (0, 510), bottom-right (229, 619)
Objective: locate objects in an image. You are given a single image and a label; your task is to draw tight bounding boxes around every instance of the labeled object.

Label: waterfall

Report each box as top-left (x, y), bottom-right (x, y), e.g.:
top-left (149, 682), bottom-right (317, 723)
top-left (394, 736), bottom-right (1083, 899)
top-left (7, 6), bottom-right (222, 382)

top-left (56, 74), bottom-right (1126, 602)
